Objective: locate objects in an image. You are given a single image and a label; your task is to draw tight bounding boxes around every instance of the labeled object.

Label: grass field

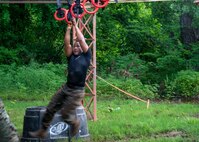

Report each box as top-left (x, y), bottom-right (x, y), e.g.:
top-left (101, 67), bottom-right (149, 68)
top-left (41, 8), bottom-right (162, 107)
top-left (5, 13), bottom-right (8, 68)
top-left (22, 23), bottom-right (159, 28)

top-left (4, 99), bottom-right (199, 142)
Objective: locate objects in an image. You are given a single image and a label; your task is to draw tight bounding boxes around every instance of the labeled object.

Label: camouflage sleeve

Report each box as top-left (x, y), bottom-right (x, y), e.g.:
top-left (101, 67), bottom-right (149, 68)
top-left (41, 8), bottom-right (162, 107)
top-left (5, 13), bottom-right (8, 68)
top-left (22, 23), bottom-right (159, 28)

top-left (0, 99), bottom-right (19, 142)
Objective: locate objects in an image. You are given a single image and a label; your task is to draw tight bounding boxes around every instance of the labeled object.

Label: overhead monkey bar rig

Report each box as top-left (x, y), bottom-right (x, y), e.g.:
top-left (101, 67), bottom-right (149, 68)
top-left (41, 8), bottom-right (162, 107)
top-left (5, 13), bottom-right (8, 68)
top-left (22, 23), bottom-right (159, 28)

top-left (0, 0), bottom-right (172, 4)
top-left (0, 0), bottom-right (173, 121)
top-left (53, 0), bottom-right (109, 24)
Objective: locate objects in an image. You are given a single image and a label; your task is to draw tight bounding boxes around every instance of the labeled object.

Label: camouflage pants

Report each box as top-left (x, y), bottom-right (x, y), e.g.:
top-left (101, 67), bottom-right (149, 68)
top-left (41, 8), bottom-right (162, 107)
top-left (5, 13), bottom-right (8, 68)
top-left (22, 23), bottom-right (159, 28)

top-left (41, 84), bottom-right (85, 130)
top-left (0, 99), bottom-right (19, 142)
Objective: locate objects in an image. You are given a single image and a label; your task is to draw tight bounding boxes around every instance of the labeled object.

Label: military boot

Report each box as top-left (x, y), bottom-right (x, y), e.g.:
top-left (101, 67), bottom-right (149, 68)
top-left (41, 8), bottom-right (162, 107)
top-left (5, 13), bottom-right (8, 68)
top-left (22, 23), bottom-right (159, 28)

top-left (71, 119), bottom-right (80, 137)
top-left (29, 129), bottom-right (47, 139)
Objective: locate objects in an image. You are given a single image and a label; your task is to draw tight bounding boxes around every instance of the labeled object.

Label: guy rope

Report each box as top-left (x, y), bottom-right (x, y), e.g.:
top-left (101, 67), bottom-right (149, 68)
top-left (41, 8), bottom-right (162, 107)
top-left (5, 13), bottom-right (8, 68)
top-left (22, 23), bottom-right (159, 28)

top-left (96, 75), bottom-right (150, 109)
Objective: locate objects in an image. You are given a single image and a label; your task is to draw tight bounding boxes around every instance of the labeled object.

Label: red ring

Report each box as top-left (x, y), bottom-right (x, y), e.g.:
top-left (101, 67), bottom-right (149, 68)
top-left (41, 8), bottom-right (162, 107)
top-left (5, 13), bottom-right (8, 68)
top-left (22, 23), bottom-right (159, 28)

top-left (82, 0), bottom-right (99, 14)
top-left (90, 0), bottom-right (109, 8)
top-left (70, 3), bottom-right (86, 18)
top-left (54, 8), bottom-right (67, 21)
top-left (65, 10), bottom-right (72, 25)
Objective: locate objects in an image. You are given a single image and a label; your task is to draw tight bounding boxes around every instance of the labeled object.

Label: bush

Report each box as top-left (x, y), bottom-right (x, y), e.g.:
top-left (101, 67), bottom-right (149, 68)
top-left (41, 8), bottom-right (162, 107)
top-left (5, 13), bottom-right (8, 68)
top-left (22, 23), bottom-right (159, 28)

top-left (0, 62), bottom-right (66, 100)
top-left (96, 75), bottom-right (157, 100)
top-left (165, 70), bottom-right (199, 99)
top-left (154, 54), bottom-right (185, 82)
top-left (99, 54), bottom-right (148, 82)
top-left (0, 64), bottom-right (17, 90)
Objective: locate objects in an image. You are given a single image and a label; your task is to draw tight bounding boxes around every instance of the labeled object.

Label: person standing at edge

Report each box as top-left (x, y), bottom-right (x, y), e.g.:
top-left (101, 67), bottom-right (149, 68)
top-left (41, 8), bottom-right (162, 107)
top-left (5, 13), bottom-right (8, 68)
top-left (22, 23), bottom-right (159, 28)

top-left (0, 98), bottom-right (19, 142)
top-left (29, 18), bottom-right (91, 138)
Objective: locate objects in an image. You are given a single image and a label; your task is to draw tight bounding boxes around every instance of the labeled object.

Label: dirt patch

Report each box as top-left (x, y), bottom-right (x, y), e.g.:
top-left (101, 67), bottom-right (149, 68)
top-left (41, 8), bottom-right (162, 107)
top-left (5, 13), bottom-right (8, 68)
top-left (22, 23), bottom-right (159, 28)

top-left (155, 131), bottom-right (187, 138)
top-left (193, 113), bottom-right (199, 118)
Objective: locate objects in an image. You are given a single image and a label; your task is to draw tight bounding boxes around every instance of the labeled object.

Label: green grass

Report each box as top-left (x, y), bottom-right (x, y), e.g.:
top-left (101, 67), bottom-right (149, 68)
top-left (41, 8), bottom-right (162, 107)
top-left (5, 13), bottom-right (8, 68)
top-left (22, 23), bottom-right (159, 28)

top-left (4, 99), bottom-right (199, 142)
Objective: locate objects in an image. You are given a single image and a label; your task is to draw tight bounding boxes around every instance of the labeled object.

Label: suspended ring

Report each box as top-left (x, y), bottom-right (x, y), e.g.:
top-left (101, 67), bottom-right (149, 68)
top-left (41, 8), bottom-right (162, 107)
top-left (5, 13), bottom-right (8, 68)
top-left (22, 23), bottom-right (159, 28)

top-left (90, 0), bottom-right (109, 8)
top-left (54, 8), bottom-right (68, 21)
top-left (65, 10), bottom-right (72, 25)
top-left (70, 3), bottom-right (86, 18)
top-left (82, 0), bottom-right (99, 14)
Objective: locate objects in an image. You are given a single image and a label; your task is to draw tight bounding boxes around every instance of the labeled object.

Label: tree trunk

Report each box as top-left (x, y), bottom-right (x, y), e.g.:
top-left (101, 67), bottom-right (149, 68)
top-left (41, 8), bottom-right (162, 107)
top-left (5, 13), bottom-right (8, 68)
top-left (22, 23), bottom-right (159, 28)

top-left (180, 13), bottom-right (199, 44)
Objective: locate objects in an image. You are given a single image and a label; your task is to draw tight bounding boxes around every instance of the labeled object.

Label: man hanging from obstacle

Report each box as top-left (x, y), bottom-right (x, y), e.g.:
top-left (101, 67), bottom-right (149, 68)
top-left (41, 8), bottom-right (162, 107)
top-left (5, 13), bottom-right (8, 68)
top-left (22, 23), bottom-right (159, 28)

top-left (29, 18), bottom-right (91, 138)
top-left (0, 99), bottom-right (19, 142)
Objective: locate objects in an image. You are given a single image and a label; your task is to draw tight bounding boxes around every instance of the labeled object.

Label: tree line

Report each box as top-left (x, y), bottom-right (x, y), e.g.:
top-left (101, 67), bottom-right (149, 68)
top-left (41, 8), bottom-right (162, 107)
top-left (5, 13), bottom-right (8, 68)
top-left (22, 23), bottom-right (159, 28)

top-left (0, 0), bottom-right (199, 100)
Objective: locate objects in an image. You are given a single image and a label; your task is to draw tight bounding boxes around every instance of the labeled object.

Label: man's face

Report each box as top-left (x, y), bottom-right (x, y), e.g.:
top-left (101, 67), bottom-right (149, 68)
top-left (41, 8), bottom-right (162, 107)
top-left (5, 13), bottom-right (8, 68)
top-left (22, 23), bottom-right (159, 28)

top-left (73, 42), bottom-right (82, 55)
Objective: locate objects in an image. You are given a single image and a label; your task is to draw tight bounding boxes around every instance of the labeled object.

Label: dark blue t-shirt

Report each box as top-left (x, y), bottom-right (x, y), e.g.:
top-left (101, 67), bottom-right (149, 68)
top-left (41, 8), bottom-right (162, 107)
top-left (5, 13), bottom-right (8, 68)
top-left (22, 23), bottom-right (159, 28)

top-left (67, 49), bottom-right (91, 87)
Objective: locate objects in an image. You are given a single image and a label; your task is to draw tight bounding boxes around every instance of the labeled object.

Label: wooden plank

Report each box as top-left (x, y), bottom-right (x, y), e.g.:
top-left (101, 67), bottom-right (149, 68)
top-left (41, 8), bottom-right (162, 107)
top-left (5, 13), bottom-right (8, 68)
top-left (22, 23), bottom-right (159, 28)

top-left (0, 0), bottom-right (172, 4)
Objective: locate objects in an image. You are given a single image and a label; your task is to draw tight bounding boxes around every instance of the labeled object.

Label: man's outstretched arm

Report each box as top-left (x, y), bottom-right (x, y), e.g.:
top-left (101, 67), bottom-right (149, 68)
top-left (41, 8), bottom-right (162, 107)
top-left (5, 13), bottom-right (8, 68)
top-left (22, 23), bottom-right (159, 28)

top-left (64, 25), bottom-right (73, 57)
top-left (72, 19), bottom-right (89, 53)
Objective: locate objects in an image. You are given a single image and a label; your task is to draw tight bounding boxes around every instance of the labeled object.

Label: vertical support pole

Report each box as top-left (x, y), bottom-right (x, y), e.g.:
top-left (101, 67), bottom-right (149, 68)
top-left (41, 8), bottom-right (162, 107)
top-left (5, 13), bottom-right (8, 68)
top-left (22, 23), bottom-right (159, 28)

top-left (93, 13), bottom-right (97, 121)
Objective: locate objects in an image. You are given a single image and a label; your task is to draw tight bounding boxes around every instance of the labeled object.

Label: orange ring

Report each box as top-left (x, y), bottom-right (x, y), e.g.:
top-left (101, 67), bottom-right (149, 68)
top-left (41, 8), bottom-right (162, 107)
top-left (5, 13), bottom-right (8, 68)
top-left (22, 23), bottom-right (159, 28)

top-left (70, 3), bottom-right (86, 18)
top-left (90, 0), bottom-right (109, 8)
top-left (82, 0), bottom-right (99, 14)
top-left (54, 8), bottom-right (67, 21)
top-left (65, 10), bottom-right (72, 25)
